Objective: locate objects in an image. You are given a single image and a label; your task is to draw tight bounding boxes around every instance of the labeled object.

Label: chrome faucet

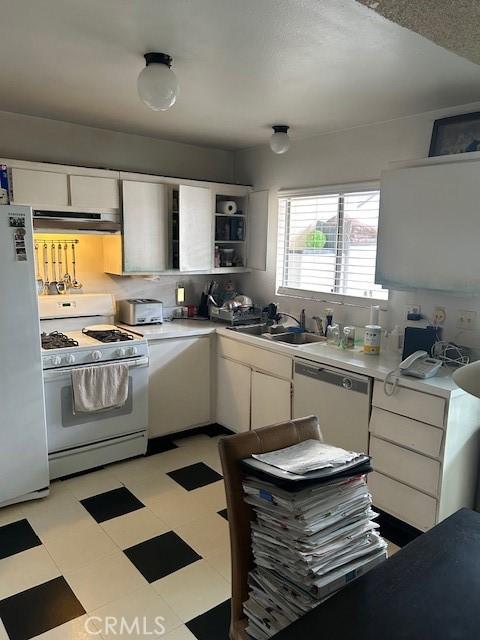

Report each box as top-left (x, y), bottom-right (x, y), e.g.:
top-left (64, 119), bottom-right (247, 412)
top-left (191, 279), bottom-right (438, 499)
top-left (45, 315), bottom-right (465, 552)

top-left (279, 309), bottom-right (306, 330)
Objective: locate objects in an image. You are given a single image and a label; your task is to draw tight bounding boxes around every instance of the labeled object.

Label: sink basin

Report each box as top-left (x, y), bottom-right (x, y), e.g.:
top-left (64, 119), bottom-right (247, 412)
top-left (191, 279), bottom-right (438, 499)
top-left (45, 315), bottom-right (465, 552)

top-left (264, 332), bottom-right (327, 346)
top-left (226, 323), bottom-right (269, 335)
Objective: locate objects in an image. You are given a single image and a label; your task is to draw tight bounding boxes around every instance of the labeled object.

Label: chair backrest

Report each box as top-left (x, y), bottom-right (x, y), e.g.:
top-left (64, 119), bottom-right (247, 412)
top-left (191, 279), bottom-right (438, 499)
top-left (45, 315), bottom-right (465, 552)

top-left (219, 416), bottom-right (323, 640)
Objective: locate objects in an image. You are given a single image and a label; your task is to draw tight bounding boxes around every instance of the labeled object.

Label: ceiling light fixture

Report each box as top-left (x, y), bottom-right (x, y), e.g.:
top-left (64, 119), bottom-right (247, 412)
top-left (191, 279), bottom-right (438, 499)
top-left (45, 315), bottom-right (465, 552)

top-left (137, 52), bottom-right (179, 111)
top-left (269, 125), bottom-right (290, 154)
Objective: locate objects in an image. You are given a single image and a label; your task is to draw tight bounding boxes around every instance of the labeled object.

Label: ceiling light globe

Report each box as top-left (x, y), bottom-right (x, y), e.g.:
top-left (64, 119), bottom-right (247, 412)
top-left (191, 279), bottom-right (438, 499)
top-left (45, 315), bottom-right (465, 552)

top-left (137, 54), bottom-right (178, 111)
top-left (269, 125), bottom-right (290, 154)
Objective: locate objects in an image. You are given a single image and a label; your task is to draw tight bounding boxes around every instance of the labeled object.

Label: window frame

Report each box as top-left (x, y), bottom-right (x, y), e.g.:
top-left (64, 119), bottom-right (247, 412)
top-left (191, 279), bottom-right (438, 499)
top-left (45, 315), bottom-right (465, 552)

top-left (276, 181), bottom-right (389, 305)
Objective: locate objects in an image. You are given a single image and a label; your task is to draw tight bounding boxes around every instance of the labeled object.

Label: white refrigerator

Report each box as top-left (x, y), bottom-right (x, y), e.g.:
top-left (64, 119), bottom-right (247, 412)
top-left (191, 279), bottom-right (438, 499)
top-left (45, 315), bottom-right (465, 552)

top-left (0, 204), bottom-right (49, 506)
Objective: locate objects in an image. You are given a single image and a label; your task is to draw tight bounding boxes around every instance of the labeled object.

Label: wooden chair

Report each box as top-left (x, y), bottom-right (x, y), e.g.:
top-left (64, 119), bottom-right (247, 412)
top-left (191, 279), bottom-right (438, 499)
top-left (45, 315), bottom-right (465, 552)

top-left (219, 415), bottom-right (323, 640)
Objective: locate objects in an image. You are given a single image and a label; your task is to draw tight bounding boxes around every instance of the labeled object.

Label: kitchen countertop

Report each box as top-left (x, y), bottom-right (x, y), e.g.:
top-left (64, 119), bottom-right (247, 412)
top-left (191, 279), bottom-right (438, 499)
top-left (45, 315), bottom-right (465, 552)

top-left (119, 319), bottom-right (463, 399)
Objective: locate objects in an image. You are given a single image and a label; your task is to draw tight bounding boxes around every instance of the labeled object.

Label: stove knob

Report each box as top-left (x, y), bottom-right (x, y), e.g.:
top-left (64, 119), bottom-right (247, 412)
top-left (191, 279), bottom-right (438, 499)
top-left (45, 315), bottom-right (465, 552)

top-left (128, 346), bottom-right (138, 356)
top-left (116, 347), bottom-right (126, 358)
top-left (91, 350), bottom-right (103, 361)
top-left (64, 354), bottom-right (76, 365)
top-left (52, 355), bottom-right (62, 366)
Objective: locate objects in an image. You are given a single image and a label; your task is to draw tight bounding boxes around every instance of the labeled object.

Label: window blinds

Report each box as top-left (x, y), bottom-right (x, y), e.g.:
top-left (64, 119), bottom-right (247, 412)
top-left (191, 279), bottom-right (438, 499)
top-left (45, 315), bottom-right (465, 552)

top-left (277, 189), bottom-right (388, 300)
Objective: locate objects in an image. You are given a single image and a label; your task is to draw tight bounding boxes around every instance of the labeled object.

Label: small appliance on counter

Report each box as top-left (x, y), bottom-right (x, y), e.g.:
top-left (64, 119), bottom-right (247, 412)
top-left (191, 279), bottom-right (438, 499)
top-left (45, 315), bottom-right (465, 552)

top-left (117, 298), bottom-right (163, 325)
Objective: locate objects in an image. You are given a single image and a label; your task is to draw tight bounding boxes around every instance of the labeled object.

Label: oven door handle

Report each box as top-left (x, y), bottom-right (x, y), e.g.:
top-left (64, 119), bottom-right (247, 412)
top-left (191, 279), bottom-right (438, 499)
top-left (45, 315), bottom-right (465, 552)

top-left (43, 356), bottom-right (149, 381)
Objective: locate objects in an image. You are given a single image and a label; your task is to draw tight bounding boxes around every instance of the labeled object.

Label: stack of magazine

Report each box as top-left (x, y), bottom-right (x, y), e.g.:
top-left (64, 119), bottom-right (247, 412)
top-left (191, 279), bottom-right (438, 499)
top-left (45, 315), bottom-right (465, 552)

top-left (241, 440), bottom-right (387, 640)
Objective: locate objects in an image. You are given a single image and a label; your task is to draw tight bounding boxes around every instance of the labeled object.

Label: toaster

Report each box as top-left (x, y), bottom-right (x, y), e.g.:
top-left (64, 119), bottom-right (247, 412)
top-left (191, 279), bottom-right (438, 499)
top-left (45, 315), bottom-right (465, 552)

top-left (117, 299), bottom-right (163, 325)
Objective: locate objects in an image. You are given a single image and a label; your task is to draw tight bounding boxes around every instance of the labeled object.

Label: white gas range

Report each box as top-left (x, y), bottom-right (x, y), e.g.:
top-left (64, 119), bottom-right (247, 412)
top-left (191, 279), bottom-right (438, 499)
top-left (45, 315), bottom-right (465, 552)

top-left (39, 294), bottom-right (149, 479)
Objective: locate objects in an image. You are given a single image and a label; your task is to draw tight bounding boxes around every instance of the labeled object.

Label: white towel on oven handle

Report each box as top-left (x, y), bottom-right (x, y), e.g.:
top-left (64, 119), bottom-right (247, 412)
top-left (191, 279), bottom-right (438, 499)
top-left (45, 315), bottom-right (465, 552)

top-left (71, 363), bottom-right (129, 413)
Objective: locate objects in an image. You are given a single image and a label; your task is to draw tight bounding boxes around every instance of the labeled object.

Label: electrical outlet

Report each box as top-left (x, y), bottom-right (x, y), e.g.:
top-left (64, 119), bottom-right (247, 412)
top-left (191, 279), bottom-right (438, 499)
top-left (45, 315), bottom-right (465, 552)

top-left (432, 306), bottom-right (446, 325)
top-left (457, 310), bottom-right (477, 330)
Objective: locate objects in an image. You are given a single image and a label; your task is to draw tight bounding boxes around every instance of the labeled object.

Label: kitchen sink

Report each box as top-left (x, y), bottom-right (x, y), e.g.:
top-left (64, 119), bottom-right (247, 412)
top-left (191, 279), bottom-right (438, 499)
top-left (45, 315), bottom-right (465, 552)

top-left (226, 323), bottom-right (269, 335)
top-left (263, 332), bottom-right (327, 345)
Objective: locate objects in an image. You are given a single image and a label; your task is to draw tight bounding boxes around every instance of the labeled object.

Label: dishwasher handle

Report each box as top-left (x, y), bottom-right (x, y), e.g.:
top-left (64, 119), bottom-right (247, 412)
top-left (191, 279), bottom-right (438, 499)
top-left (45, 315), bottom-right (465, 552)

top-left (294, 361), bottom-right (371, 394)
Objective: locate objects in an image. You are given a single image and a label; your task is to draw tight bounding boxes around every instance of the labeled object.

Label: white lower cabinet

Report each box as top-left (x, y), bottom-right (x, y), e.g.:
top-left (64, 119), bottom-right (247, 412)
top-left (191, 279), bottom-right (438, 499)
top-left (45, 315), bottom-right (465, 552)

top-left (216, 339), bottom-right (293, 432)
top-left (216, 357), bottom-right (251, 433)
top-left (148, 336), bottom-right (211, 437)
top-left (251, 370), bottom-right (291, 430)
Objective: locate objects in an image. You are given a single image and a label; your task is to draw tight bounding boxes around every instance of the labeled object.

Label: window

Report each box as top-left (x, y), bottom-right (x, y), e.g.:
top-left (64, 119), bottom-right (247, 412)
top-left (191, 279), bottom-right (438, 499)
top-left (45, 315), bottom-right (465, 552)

top-left (277, 187), bottom-right (388, 301)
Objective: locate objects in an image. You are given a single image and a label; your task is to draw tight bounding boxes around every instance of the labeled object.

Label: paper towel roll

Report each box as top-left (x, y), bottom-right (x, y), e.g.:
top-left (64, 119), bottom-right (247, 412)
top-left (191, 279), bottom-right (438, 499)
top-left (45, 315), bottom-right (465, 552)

top-left (218, 200), bottom-right (237, 215)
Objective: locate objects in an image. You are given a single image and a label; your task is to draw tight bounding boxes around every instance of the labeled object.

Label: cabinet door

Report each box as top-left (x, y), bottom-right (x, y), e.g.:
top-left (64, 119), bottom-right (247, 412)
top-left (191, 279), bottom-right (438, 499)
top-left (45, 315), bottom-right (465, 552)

top-left (179, 184), bottom-right (213, 271)
top-left (247, 190), bottom-right (269, 271)
top-left (216, 357), bottom-right (251, 433)
top-left (122, 180), bottom-right (168, 272)
top-left (11, 168), bottom-right (69, 207)
top-left (69, 175), bottom-right (119, 209)
top-left (251, 370), bottom-right (291, 429)
top-left (148, 337), bottom-right (211, 437)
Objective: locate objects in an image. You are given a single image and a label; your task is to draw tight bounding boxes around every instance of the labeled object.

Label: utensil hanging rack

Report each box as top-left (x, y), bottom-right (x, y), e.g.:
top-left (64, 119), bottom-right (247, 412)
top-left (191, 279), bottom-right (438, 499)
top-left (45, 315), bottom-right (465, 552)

top-left (34, 238), bottom-right (80, 245)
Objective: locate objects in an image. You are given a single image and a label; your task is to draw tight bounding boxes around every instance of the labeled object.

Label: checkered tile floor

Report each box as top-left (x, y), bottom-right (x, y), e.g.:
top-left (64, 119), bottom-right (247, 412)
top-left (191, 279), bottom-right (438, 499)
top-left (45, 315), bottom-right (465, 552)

top-left (0, 432), bottom-right (232, 640)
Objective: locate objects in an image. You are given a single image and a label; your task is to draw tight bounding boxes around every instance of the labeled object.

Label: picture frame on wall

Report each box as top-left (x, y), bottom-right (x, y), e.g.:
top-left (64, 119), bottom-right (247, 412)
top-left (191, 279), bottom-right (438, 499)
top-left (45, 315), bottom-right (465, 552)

top-left (429, 111), bottom-right (480, 157)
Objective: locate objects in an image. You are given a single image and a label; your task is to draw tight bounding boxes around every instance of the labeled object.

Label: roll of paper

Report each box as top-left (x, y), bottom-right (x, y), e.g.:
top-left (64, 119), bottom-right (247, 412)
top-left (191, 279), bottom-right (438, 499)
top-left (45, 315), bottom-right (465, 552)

top-left (369, 305), bottom-right (380, 326)
top-left (218, 200), bottom-right (237, 215)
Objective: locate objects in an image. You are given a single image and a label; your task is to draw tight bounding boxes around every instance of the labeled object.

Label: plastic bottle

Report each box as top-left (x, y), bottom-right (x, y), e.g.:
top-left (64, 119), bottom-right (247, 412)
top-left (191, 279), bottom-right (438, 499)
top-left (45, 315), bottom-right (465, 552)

top-left (324, 308), bottom-right (333, 336)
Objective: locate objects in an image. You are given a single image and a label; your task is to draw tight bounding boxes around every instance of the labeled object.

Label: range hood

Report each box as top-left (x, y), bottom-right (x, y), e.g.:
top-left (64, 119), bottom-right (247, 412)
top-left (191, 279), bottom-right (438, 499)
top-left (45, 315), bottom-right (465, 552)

top-left (33, 207), bottom-right (121, 234)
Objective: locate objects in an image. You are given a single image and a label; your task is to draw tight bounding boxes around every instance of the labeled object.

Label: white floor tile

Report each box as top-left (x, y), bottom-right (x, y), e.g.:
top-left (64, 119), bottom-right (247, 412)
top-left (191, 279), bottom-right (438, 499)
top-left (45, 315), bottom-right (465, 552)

top-left (146, 447), bottom-right (210, 475)
top-left (387, 540), bottom-right (401, 556)
top-left (152, 559), bottom-right (230, 623)
top-left (191, 480), bottom-right (226, 512)
top-left (174, 513), bottom-right (230, 560)
top-left (53, 468), bottom-right (124, 501)
top-left (91, 584), bottom-right (182, 638)
top-left (0, 619), bottom-right (9, 640)
top-left (173, 434), bottom-right (211, 448)
top-left (0, 502), bottom-right (26, 528)
top-left (206, 547), bottom-right (231, 582)
top-left (64, 551), bottom-right (147, 612)
top-left (41, 520), bottom-right (118, 573)
top-left (31, 614), bottom-right (101, 640)
top-left (147, 488), bottom-right (212, 527)
top-left (101, 508), bottom-right (169, 549)
top-left (0, 546), bottom-right (61, 600)
top-left (122, 472), bottom-right (178, 506)
top-left (162, 625), bottom-right (197, 640)
top-left (23, 493), bottom-right (92, 538)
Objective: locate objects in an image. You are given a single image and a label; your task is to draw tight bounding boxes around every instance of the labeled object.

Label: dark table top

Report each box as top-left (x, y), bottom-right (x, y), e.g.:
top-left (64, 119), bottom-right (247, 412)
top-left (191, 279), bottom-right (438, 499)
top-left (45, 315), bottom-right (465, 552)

top-left (273, 509), bottom-right (480, 640)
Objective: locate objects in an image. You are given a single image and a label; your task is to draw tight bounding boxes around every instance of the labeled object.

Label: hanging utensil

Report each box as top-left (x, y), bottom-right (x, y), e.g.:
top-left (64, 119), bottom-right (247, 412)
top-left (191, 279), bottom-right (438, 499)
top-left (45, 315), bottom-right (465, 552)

top-left (34, 243), bottom-right (43, 295)
top-left (63, 243), bottom-right (72, 290)
top-left (48, 243), bottom-right (59, 294)
top-left (71, 242), bottom-right (82, 289)
top-left (55, 243), bottom-right (66, 294)
top-left (43, 242), bottom-right (50, 295)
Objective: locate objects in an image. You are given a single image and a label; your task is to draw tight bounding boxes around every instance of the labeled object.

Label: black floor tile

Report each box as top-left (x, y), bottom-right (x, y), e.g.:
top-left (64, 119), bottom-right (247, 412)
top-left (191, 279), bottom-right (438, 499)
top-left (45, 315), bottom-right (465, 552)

top-left (0, 519), bottom-right (41, 560)
top-left (218, 509), bottom-right (228, 521)
top-left (203, 424), bottom-right (234, 437)
top-left (0, 577), bottom-right (85, 640)
top-left (80, 487), bottom-right (144, 523)
top-left (375, 509), bottom-right (421, 548)
top-left (186, 599), bottom-right (231, 640)
top-left (167, 462), bottom-right (223, 491)
top-left (124, 531), bottom-right (201, 582)
top-left (146, 436), bottom-right (178, 456)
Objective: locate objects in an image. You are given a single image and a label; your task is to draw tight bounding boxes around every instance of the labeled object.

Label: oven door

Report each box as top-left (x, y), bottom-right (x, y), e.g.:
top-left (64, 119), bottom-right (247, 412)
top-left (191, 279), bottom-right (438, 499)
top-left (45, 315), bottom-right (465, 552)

top-left (43, 356), bottom-right (149, 453)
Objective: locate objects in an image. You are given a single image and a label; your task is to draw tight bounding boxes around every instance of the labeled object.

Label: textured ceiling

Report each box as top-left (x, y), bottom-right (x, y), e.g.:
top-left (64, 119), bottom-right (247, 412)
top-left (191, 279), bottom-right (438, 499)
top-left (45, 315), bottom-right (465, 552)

top-left (1, 0), bottom-right (480, 149)
top-left (357, 0), bottom-right (480, 65)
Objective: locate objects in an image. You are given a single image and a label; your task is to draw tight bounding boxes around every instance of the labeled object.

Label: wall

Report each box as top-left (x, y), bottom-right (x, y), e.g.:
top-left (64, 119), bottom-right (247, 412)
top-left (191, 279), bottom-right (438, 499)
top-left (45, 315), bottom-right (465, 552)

top-left (234, 100), bottom-right (480, 351)
top-left (0, 110), bottom-right (234, 183)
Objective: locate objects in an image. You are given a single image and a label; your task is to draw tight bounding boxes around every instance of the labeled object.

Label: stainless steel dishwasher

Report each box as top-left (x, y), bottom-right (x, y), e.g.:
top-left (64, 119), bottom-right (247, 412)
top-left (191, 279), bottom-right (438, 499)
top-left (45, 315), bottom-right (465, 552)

top-left (293, 359), bottom-right (372, 453)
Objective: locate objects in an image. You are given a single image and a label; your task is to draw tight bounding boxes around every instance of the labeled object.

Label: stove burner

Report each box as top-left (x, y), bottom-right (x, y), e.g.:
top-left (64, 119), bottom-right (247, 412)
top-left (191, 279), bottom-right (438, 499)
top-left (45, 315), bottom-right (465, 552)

top-left (82, 328), bottom-right (134, 343)
top-left (41, 331), bottom-right (79, 350)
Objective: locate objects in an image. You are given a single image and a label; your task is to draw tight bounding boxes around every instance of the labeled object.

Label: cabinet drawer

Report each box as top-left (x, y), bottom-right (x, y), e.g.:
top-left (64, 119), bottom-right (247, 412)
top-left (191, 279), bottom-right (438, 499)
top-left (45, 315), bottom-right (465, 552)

top-left (368, 471), bottom-right (437, 531)
top-left (369, 407), bottom-right (444, 458)
top-left (370, 436), bottom-right (440, 496)
top-left (373, 380), bottom-right (446, 427)
top-left (217, 337), bottom-right (292, 380)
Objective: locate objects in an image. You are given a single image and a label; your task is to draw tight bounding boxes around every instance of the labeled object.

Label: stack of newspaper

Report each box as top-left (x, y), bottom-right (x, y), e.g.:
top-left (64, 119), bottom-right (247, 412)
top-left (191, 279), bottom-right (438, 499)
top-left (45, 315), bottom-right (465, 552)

top-left (242, 440), bottom-right (387, 639)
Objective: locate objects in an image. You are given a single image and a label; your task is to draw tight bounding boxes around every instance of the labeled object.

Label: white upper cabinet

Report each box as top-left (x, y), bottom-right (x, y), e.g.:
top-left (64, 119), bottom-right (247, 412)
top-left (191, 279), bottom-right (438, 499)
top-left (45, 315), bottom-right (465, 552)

top-left (247, 190), bottom-right (269, 271)
top-left (122, 180), bottom-right (168, 273)
top-left (69, 175), bottom-right (119, 209)
top-left (179, 184), bottom-right (213, 272)
top-left (377, 156), bottom-right (480, 293)
top-left (10, 168), bottom-right (69, 207)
